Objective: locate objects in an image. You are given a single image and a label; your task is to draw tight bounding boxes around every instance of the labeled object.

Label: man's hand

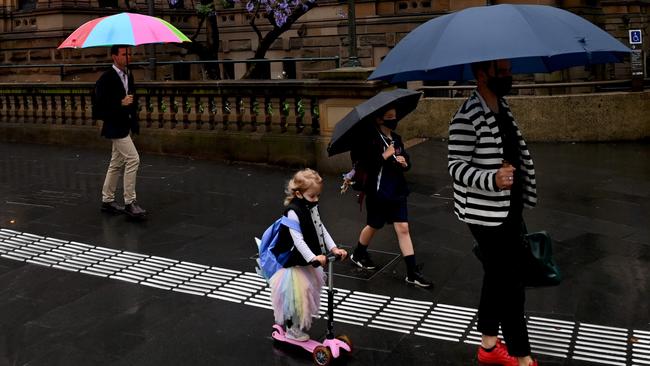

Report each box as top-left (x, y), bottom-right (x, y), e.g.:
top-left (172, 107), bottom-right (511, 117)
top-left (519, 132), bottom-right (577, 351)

top-left (495, 162), bottom-right (515, 190)
top-left (121, 94), bottom-right (134, 106)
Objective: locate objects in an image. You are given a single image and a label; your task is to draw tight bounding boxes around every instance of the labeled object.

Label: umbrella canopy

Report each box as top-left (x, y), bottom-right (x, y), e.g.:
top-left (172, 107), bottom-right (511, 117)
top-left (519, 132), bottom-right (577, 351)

top-left (327, 89), bottom-right (422, 157)
top-left (369, 4), bottom-right (631, 82)
top-left (58, 12), bottom-right (191, 49)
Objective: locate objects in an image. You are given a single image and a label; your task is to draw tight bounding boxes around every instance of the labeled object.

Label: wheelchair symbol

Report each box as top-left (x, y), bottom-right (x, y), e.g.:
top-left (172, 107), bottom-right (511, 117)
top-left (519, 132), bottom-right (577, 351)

top-left (629, 30), bottom-right (642, 45)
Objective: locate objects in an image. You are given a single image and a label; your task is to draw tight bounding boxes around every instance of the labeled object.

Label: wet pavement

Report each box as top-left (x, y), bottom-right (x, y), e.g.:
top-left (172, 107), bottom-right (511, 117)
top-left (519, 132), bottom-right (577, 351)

top-left (0, 140), bottom-right (648, 366)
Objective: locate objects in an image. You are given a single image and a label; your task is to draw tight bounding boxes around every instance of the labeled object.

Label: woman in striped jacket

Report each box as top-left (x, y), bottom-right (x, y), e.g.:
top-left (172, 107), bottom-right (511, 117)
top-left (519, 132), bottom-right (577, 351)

top-left (447, 59), bottom-right (538, 366)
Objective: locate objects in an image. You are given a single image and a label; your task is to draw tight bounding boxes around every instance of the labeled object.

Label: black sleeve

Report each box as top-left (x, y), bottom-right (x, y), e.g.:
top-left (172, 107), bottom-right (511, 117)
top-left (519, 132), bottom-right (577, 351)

top-left (354, 134), bottom-right (384, 172)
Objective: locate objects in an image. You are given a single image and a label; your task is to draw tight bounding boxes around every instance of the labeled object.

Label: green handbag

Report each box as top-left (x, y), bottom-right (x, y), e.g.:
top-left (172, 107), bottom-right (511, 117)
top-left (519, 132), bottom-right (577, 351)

top-left (522, 231), bottom-right (562, 288)
top-left (472, 230), bottom-right (562, 288)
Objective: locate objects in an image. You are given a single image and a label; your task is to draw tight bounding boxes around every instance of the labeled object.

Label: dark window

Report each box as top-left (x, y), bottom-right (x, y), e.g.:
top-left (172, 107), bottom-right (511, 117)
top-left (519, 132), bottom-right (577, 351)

top-left (18, 0), bottom-right (37, 11)
top-left (98, 0), bottom-right (118, 7)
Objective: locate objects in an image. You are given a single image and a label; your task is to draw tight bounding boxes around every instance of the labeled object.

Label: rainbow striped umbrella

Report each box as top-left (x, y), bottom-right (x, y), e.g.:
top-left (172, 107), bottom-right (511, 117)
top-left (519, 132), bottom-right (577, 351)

top-left (58, 12), bottom-right (191, 49)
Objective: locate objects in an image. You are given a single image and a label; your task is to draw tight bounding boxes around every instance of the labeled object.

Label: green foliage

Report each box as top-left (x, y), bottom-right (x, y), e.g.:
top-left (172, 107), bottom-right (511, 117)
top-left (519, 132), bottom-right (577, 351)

top-left (296, 98), bottom-right (305, 118)
top-left (281, 100), bottom-right (290, 116)
top-left (196, 3), bottom-right (214, 16)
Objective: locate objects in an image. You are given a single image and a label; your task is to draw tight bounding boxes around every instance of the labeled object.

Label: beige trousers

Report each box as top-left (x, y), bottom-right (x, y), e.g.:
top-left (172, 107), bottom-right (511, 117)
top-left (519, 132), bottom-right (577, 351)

top-left (101, 135), bottom-right (140, 205)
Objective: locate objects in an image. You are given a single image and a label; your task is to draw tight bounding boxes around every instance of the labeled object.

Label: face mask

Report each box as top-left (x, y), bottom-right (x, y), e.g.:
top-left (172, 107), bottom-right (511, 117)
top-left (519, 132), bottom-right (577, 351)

top-left (383, 118), bottom-right (398, 130)
top-left (298, 196), bottom-right (318, 209)
top-left (302, 198), bottom-right (318, 209)
top-left (487, 76), bottom-right (512, 97)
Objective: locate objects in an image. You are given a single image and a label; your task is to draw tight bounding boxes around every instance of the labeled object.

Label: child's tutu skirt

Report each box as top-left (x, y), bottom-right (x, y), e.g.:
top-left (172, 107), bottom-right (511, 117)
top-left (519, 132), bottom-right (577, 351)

top-left (269, 264), bottom-right (325, 330)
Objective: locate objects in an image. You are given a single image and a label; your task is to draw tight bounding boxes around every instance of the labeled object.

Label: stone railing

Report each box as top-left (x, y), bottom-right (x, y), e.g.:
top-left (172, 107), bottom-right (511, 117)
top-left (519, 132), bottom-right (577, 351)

top-left (1, 81), bottom-right (648, 173)
top-left (0, 80), bottom-right (384, 171)
top-left (0, 80), bottom-right (381, 130)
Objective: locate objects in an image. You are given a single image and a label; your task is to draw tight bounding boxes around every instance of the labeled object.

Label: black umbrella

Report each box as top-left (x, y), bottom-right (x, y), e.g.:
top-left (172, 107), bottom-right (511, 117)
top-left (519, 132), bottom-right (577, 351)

top-left (327, 88), bottom-right (422, 157)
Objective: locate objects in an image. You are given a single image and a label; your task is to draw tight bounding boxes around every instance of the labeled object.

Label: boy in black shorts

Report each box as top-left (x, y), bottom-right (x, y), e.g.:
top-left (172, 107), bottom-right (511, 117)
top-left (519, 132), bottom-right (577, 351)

top-left (349, 106), bottom-right (432, 288)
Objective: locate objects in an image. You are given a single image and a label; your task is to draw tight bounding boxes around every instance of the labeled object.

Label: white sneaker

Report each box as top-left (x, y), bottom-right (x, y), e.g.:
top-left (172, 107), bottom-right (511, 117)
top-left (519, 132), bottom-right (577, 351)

top-left (286, 326), bottom-right (310, 342)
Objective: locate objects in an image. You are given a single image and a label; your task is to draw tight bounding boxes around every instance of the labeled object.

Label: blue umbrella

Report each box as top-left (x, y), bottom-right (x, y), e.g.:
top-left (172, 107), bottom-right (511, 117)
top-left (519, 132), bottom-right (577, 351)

top-left (369, 4), bottom-right (632, 82)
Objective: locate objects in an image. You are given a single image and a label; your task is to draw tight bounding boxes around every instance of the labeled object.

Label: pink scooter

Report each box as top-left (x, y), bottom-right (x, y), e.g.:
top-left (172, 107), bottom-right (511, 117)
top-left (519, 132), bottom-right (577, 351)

top-left (271, 254), bottom-right (352, 366)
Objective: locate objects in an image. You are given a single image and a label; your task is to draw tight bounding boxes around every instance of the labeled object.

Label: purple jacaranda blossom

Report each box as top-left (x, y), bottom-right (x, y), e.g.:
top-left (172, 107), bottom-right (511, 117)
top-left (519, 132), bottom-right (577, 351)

top-left (232, 0), bottom-right (315, 27)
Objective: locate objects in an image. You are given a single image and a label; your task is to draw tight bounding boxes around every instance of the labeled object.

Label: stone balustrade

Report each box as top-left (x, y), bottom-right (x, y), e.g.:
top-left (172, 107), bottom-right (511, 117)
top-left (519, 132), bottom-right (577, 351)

top-left (1, 81), bottom-right (648, 173)
top-left (0, 80), bottom-right (384, 171)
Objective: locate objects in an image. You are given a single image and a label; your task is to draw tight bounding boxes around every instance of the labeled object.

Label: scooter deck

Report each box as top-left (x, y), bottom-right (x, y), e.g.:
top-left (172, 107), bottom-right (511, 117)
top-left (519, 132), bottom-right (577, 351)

top-left (272, 324), bottom-right (321, 352)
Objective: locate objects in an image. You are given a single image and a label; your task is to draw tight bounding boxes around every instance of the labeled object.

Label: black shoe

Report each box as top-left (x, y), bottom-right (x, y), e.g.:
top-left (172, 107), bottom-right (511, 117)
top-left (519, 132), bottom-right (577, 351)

top-left (125, 201), bottom-right (147, 218)
top-left (405, 266), bottom-right (433, 288)
top-left (101, 201), bottom-right (124, 214)
top-left (350, 252), bottom-right (376, 270)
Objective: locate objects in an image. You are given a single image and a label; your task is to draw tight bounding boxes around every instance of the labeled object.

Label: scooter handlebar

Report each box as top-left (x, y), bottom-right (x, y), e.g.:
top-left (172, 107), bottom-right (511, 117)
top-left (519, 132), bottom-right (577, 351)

top-left (311, 253), bottom-right (342, 267)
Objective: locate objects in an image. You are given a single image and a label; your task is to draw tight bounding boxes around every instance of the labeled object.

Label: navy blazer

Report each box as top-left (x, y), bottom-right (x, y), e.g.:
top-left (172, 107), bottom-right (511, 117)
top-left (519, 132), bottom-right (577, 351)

top-left (352, 129), bottom-right (411, 200)
top-left (95, 67), bottom-right (139, 139)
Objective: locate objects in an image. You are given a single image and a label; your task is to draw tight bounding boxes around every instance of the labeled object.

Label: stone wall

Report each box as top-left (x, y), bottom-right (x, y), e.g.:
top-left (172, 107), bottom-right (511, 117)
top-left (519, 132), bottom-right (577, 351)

top-left (398, 91), bottom-right (650, 142)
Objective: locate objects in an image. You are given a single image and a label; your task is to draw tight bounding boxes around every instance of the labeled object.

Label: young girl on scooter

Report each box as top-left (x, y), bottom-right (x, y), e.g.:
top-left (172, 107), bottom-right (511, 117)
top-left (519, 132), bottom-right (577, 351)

top-left (270, 168), bottom-right (348, 341)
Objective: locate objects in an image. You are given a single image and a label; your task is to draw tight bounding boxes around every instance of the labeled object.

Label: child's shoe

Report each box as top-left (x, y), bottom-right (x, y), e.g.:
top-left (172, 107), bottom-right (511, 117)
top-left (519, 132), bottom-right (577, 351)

top-left (477, 339), bottom-right (518, 366)
top-left (350, 252), bottom-right (376, 270)
top-left (286, 326), bottom-right (309, 342)
top-left (405, 266), bottom-right (433, 288)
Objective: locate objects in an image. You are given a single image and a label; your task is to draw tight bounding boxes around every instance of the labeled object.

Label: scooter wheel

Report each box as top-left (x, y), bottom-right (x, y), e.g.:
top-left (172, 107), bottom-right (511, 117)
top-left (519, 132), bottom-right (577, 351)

top-left (313, 345), bottom-right (332, 366)
top-left (336, 335), bottom-right (353, 352)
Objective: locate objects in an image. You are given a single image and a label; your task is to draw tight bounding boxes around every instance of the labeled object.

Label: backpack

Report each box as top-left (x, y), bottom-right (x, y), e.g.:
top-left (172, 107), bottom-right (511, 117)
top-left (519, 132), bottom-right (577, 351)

top-left (254, 216), bottom-right (301, 280)
top-left (348, 148), bottom-right (368, 192)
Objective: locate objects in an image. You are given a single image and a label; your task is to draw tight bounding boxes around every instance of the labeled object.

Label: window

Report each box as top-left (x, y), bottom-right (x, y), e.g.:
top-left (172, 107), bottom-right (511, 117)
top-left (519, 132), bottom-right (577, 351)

top-left (18, 0), bottom-right (37, 11)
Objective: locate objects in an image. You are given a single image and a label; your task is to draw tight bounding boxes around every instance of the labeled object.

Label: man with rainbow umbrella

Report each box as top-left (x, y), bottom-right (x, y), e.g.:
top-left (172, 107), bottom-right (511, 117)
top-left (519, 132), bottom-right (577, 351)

top-left (58, 12), bottom-right (190, 219)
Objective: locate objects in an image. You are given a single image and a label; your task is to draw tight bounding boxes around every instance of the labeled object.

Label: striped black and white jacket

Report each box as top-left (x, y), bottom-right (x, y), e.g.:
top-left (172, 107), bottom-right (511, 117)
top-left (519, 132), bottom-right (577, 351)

top-left (447, 91), bottom-right (537, 226)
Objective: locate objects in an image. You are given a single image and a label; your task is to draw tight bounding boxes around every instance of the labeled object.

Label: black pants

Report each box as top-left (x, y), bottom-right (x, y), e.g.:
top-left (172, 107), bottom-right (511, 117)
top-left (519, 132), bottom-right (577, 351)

top-left (468, 215), bottom-right (531, 357)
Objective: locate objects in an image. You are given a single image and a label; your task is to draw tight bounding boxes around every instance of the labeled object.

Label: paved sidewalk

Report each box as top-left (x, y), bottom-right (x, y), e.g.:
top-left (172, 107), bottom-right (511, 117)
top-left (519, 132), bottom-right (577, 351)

top-left (0, 140), bottom-right (648, 366)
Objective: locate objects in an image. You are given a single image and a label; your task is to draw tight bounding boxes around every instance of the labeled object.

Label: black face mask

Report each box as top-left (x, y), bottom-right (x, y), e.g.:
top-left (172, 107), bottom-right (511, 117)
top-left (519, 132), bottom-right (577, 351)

top-left (487, 76), bottom-right (513, 97)
top-left (301, 198), bottom-right (318, 209)
top-left (383, 118), bottom-right (398, 130)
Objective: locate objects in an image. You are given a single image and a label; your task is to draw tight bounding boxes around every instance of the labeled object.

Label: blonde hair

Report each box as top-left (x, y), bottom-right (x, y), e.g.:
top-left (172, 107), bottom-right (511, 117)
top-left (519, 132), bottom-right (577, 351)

top-left (284, 168), bottom-right (323, 206)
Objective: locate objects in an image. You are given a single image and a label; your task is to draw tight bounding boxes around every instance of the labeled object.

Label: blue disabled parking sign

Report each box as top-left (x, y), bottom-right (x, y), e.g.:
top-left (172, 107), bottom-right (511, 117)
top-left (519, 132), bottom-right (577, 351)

top-left (629, 30), bottom-right (642, 45)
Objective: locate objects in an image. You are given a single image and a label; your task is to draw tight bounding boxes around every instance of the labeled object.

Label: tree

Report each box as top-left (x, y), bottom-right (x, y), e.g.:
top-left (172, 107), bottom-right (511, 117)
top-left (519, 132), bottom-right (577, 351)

top-left (181, 0), bottom-right (222, 80)
top-left (232, 0), bottom-right (318, 78)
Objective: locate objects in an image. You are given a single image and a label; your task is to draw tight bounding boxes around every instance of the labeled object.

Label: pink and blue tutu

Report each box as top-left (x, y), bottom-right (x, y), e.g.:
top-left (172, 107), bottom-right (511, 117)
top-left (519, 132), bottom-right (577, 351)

top-left (269, 265), bottom-right (325, 330)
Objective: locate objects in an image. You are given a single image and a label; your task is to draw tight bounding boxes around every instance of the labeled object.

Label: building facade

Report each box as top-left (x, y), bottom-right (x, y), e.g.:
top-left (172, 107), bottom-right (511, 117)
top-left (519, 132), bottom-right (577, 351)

top-left (0, 0), bottom-right (647, 82)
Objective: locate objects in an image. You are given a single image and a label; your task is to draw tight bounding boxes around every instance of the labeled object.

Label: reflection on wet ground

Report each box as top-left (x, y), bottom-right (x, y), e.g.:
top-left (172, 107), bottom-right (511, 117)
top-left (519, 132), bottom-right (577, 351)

top-left (0, 140), bottom-right (648, 365)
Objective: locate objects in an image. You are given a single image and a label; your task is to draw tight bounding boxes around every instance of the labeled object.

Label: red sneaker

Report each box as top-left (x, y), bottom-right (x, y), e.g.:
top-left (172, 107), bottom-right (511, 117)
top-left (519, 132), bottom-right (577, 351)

top-left (477, 339), bottom-right (518, 366)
